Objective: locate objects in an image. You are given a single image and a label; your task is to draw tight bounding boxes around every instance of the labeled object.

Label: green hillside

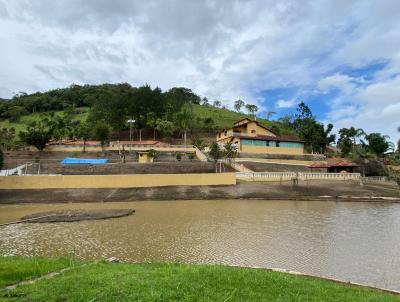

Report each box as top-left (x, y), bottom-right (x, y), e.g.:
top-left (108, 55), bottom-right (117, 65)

top-left (192, 104), bottom-right (273, 129)
top-left (0, 108), bottom-right (89, 134)
top-left (0, 104), bottom-right (273, 135)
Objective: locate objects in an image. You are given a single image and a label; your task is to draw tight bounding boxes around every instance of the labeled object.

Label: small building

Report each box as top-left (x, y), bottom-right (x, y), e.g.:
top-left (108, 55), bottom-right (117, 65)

top-left (216, 118), bottom-right (304, 155)
top-left (138, 151), bottom-right (154, 163)
top-left (308, 158), bottom-right (358, 173)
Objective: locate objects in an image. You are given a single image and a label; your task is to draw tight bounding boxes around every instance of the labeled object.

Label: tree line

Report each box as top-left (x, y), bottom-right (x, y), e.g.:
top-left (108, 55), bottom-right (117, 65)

top-left (0, 83), bottom-right (398, 161)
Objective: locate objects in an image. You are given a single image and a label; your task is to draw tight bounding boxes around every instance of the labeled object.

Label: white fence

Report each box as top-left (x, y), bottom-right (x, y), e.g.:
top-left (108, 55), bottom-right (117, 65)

top-left (0, 164), bottom-right (27, 176)
top-left (236, 172), bottom-right (361, 181)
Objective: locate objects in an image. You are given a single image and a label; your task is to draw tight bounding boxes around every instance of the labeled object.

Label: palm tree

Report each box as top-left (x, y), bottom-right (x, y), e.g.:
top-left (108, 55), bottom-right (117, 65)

top-left (213, 100), bottom-right (222, 108)
top-left (176, 104), bottom-right (193, 149)
top-left (234, 99), bottom-right (245, 113)
top-left (265, 111), bottom-right (276, 120)
top-left (245, 104), bottom-right (258, 119)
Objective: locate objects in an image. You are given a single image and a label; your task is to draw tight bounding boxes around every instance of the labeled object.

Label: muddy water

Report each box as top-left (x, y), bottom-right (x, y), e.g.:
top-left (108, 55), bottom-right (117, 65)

top-left (1, 200), bottom-right (400, 290)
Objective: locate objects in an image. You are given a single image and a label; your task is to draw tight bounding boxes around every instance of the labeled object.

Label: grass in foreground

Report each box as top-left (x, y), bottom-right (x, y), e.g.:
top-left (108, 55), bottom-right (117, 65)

top-left (0, 256), bottom-right (76, 288)
top-left (0, 257), bottom-right (399, 301)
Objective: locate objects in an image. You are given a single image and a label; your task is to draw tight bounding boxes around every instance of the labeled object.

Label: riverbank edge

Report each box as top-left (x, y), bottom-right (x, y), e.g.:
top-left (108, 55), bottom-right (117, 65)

top-left (0, 195), bottom-right (399, 205)
top-left (0, 182), bottom-right (399, 204)
top-left (1, 256), bottom-right (399, 300)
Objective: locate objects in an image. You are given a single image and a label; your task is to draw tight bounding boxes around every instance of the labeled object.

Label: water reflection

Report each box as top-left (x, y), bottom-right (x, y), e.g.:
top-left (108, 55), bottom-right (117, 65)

top-left (0, 200), bottom-right (400, 290)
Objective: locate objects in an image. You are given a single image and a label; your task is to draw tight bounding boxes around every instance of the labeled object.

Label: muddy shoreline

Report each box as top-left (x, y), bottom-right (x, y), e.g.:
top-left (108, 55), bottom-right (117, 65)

top-left (0, 180), bottom-right (399, 204)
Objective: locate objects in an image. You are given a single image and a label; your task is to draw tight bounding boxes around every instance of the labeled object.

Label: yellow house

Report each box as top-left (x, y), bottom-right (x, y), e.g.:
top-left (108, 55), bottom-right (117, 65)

top-left (216, 118), bottom-right (304, 155)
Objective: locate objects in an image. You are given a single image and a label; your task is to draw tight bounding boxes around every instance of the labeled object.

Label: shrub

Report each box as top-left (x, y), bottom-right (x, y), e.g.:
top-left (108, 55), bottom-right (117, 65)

top-left (188, 153), bottom-right (195, 161)
top-left (148, 149), bottom-right (158, 160)
top-left (176, 153), bottom-right (182, 161)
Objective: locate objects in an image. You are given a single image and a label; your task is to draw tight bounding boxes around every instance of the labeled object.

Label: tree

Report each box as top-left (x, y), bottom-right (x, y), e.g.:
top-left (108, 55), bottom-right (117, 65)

top-left (19, 120), bottom-right (53, 151)
top-left (213, 100), bottom-right (222, 108)
top-left (245, 104), bottom-right (258, 117)
top-left (265, 111), bottom-right (276, 120)
top-left (0, 127), bottom-right (16, 151)
top-left (155, 119), bottom-right (175, 140)
top-left (224, 142), bottom-right (238, 160)
top-left (4, 106), bottom-right (29, 122)
top-left (193, 138), bottom-right (206, 151)
top-left (201, 97), bottom-right (209, 105)
top-left (293, 102), bottom-right (335, 153)
top-left (146, 112), bottom-right (158, 140)
top-left (337, 132), bottom-right (353, 157)
top-left (364, 133), bottom-right (390, 157)
top-left (75, 122), bottom-right (91, 152)
top-left (234, 99), bottom-right (245, 113)
top-left (176, 103), bottom-right (193, 148)
top-left (47, 112), bottom-right (73, 141)
top-left (208, 142), bottom-right (222, 163)
top-left (92, 123), bottom-right (110, 151)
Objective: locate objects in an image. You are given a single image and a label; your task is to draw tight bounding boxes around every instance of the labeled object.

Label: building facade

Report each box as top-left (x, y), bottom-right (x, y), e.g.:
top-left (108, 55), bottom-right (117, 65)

top-left (216, 118), bottom-right (304, 155)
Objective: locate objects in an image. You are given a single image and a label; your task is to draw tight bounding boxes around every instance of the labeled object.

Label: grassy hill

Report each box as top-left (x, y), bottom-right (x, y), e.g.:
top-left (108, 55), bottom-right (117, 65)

top-left (192, 104), bottom-right (273, 129)
top-left (0, 104), bottom-right (274, 135)
top-left (0, 108), bottom-right (89, 134)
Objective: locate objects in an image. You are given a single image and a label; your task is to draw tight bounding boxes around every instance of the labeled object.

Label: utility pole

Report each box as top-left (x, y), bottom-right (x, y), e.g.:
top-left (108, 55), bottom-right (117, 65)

top-left (127, 118), bottom-right (135, 152)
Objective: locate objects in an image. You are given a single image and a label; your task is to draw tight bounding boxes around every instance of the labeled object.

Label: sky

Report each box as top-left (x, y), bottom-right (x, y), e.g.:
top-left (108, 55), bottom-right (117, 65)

top-left (0, 0), bottom-right (399, 141)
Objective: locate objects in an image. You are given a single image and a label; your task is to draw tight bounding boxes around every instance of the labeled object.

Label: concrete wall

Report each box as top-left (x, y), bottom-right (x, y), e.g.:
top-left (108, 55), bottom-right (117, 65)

top-left (240, 145), bottom-right (304, 155)
top-left (0, 173), bottom-right (236, 189)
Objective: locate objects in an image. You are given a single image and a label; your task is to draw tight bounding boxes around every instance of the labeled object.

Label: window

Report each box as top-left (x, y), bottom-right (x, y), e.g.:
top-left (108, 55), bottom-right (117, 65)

top-left (276, 141), bottom-right (280, 147)
top-left (224, 131), bottom-right (227, 136)
top-left (266, 141), bottom-right (270, 146)
top-left (218, 133), bottom-right (221, 138)
top-left (251, 130), bottom-right (256, 134)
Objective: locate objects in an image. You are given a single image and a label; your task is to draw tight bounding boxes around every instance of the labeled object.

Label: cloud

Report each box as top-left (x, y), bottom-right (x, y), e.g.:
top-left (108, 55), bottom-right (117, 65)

top-left (317, 74), bottom-right (361, 95)
top-left (275, 99), bottom-right (299, 108)
top-left (0, 0), bottom-right (399, 142)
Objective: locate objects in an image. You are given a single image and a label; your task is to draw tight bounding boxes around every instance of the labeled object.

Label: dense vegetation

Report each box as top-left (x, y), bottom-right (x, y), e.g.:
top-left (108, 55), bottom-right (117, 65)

top-left (1, 256), bottom-right (399, 301)
top-left (0, 83), bottom-right (398, 159)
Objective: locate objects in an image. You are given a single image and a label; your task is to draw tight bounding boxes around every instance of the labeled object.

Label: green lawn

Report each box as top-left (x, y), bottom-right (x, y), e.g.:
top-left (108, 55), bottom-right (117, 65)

top-left (0, 257), bottom-right (399, 301)
top-left (193, 104), bottom-right (273, 129)
top-left (0, 256), bottom-right (76, 288)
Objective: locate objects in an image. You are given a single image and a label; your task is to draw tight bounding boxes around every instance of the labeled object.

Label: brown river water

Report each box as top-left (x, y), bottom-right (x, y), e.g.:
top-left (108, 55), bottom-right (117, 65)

top-left (0, 200), bottom-right (400, 291)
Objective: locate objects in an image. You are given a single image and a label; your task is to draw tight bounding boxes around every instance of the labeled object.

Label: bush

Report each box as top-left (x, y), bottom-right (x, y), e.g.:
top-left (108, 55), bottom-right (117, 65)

top-left (188, 153), bottom-right (195, 161)
top-left (193, 138), bottom-right (206, 150)
top-left (147, 149), bottom-right (158, 160)
top-left (176, 153), bottom-right (182, 161)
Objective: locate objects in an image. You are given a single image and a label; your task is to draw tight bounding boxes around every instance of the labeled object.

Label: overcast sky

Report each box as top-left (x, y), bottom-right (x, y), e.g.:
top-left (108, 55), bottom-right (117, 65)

top-left (0, 0), bottom-right (399, 140)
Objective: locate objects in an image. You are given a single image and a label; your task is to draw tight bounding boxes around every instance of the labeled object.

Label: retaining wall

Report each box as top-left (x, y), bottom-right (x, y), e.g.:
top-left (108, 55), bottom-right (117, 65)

top-left (0, 173), bottom-right (236, 189)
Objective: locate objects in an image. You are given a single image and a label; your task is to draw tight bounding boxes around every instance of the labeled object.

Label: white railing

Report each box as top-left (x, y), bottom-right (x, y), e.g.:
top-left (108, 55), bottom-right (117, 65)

top-left (362, 176), bottom-right (388, 182)
top-left (195, 148), bottom-right (208, 162)
top-left (0, 164), bottom-right (27, 176)
top-left (236, 172), bottom-right (361, 181)
top-left (219, 159), bottom-right (253, 172)
top-left (236, 172), bottom-right (295, 179)
top-left (300, 173), bottom-right (360, 180)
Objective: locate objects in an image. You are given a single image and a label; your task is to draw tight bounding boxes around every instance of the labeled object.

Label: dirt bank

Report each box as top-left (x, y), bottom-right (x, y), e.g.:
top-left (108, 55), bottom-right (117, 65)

top-left (20, 209), bottom-right (135, 222)
top-left (0, 180), bottom-right (399, 203)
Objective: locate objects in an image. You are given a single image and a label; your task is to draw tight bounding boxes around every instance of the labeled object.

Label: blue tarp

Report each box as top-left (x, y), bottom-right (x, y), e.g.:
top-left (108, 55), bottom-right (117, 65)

top-left (61, 157), bottom-right (109, 165)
